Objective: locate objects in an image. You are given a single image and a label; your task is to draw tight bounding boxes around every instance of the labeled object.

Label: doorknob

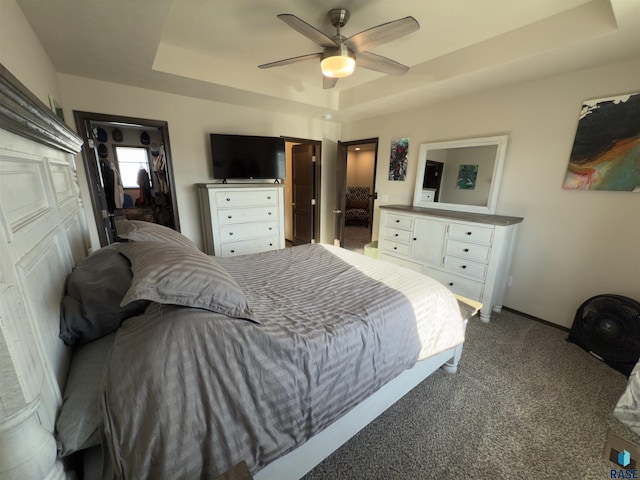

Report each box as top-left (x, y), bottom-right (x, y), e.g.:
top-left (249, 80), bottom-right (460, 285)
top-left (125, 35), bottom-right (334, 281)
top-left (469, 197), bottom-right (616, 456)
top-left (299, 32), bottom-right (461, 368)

top-left (332, 210), bottom-right (342, 214)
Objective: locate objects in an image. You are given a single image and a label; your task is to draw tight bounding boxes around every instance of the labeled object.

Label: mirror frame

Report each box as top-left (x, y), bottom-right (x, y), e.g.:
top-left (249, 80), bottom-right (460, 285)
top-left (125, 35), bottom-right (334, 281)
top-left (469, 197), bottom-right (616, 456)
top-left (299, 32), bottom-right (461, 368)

top-left (413, 135), bottom-right (509, 214)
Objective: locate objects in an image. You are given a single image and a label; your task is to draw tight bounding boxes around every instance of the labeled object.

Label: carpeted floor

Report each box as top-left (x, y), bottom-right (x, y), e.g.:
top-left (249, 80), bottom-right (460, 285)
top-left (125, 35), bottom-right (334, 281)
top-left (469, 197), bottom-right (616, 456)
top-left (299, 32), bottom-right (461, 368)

top-left (303, 309), bottom-right (640, 479)
top-left (342, 225), bottom-right (372, 254)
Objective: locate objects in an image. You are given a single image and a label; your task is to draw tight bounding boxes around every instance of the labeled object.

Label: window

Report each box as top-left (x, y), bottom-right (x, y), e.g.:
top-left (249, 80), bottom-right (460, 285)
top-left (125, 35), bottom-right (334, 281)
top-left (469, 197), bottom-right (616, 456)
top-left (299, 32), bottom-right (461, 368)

top-left (115, 146), bottom-right (150, 188)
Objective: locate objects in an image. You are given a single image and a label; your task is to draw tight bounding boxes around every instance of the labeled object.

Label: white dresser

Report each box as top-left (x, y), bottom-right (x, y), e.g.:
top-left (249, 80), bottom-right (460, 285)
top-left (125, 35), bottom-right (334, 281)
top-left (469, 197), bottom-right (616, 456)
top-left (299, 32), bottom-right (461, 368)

top-left (378, 205), bottom-right (523, 322)
top-left (197, 183), bottom-right (285, 257)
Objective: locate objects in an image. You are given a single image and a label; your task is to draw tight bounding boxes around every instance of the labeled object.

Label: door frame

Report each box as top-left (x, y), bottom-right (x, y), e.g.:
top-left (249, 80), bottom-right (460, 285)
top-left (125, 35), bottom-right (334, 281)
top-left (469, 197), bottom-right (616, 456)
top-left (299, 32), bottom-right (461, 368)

top-left (335, 137), bottom-right (379, 247)
top-left (284, 136), bottom-right (322, 244)
top-left (73, 111), bottom-right (180, 247)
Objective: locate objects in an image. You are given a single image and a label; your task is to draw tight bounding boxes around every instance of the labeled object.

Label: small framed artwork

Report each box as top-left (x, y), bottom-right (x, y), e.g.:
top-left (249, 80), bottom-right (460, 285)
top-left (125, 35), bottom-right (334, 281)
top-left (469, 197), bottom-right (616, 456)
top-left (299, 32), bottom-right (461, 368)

top-left (457, 164), bottom-right (479, 190)
top-left (48, 95), bottom-right (65, 122)
top-left (562, 92), bottom-right (640, 191)
top-left (389, 137), bottom-right (409, 181)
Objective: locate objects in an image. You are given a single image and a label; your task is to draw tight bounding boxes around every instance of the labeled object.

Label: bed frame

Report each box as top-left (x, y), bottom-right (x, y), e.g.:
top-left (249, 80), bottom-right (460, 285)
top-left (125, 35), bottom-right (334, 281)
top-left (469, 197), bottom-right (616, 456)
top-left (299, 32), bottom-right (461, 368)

top-left (0, 63), bottom-right (468, 480)
top-left (0, 64), bottom-right (86, 479)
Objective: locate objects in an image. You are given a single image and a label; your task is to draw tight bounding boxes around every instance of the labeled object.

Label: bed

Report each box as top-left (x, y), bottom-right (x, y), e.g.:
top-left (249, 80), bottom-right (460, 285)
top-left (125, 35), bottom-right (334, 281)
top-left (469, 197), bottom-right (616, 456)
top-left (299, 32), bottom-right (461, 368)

top-left (54, 220), bottom-right (466, 478)
top-left (615, 362), bottom-right (640, 437)
top-left (0, 63), bottom-right (469, 480)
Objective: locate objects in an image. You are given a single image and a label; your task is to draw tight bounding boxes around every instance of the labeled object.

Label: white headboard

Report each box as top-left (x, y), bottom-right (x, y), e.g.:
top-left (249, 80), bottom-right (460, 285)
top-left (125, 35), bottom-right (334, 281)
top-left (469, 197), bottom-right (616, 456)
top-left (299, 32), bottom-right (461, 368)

top-left (0, 63), bottom-right (88, 479)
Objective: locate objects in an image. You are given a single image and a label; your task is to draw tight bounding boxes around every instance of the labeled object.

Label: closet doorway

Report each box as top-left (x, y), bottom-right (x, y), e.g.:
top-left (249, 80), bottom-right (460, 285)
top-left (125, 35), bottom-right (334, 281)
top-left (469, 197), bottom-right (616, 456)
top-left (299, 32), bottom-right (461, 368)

top-left (74, 111), bottom-right (180, 247)
top-left (338, 139), bottom-right (378, 253)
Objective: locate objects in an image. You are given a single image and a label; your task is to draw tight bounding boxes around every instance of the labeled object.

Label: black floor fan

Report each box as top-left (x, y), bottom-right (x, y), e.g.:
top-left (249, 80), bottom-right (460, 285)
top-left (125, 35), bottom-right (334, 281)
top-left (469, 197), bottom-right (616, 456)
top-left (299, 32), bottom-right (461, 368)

top-left (567, 294), bottom-right (640, 376)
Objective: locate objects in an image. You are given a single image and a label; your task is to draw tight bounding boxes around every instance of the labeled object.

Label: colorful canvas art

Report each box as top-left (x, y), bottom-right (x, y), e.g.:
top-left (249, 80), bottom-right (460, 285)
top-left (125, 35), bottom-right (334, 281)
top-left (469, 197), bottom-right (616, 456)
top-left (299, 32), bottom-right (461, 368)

top-left (389, 137), bottom-right (409, 181)
top-left (457, 164), bottom-right (479, 190)
top-left (562, 93), bottom-right (640, 191)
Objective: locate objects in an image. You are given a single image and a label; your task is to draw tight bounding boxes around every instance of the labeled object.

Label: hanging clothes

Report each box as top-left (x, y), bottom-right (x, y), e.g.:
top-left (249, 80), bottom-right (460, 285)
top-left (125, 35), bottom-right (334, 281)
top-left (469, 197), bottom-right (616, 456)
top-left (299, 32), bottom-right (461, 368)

top-left (113, 166), bottom-right (124, 209)
top-left (101, 160), bottom-right (116, 213)
top-left (136, 168), bottom-right (152, 207)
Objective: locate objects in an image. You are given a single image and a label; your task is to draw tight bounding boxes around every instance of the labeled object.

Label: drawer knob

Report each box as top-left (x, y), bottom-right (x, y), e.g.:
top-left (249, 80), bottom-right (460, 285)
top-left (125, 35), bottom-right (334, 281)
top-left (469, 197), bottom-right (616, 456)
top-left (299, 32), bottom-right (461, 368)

top-left (268, 212), bottom-right (272, 215)
top-left (267, 196), bottom-right (271, 199)
top-left (269, 227), bottom-right (273, 230)
top-left (229, 232), bottom-right (233, 236)
top-left (449, 282), bottom-right (454, 286)
top-left (394, 233), bottom-right (398, 237)
top-left (466, 231), bottom-right (472, 235)
top-left (393, 246), bottom-right (398, 250)
top-left (413, 237), bottom-right (417, 241)
top-left (227, 215), bottom-right (233, 219)
top-left (395, 219), bottom-right (400, 223)
top-left (230, 249), bottom-right (235, 253)
top-left (226, 198), bottom-right (231, 202)
top-left (461, 265), bottom-right (467, 269)
top-left (269, 243), bottom-right (273, 246)
top-left (464, 248), bottom-right (469, 252)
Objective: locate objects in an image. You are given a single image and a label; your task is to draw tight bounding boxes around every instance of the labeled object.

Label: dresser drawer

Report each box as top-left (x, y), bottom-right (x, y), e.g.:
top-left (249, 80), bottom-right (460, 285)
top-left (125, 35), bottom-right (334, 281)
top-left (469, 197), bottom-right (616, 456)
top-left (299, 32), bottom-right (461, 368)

top-left (384, 213), bottom-right (413, 231)
top-left (446, 239), bottom-right (491, 263)
top-left (426, 268), bottom-right (484, 302)
top-left (217, 206), bottom-right (279, 225)
top-left (443, 256), bottom-right (487, 280)
top-left (219, 221), bottom-right (279, 242)
top-left (379, 253), bottom-right (424, 273)
top-left (220, 236), bottom-right (280, 256)
top-left (381, 241), bottom-right (411, 256)
top-left (215, 189), bottom-right (279, 208)
top-left (449, 223), bottom-right (494, 245)
top-left (383, 227), bottom-right (412, 244)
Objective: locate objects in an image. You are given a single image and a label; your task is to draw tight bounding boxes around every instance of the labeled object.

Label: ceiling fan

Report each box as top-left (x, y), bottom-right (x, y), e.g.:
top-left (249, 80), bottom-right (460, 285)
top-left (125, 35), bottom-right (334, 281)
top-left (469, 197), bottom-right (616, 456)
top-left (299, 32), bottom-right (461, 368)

top-left (258, 8), bottom-right (420, 89)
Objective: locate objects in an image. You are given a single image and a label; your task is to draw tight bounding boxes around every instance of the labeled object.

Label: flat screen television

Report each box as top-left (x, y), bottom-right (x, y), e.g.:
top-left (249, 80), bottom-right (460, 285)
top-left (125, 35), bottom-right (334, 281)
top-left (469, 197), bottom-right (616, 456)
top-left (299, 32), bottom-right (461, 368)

top-left (210, 133), bottom-right (286, 180)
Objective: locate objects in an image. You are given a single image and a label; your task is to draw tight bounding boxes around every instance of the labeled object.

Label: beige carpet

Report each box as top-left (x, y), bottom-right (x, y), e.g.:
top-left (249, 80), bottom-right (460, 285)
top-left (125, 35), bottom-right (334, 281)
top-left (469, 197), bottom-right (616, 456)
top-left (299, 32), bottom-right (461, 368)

top-left (304, 309), bottom-right (639, 479)
top-left (342, 225), bottom-right (372, 254)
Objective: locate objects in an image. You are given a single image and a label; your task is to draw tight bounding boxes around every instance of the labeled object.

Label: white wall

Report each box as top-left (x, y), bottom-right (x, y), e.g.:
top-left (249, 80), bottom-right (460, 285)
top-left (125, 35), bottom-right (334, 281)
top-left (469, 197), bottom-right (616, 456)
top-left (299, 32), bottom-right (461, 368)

top-left (346, 150), bottom-right (375, 192)
top-left (57, 74), bottom-right (341, 250)
top-left (0, 0), bottom-right (61, 106)
top-left (3, 0), bottom-right (638, 327)
top-left (341, 56), bottom-right (640, 328)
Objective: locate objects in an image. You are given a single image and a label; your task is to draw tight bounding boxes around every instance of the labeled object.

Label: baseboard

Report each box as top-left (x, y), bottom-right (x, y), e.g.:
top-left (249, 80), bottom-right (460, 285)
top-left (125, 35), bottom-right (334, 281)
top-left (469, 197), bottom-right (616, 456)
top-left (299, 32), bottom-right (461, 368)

top-left (501, 306), bottom-right (569, 332)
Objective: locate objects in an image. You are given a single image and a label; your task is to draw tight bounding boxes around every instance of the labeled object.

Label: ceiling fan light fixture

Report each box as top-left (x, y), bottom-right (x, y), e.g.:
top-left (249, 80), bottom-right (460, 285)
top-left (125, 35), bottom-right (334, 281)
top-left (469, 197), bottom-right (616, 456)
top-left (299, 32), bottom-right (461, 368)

top-left (321, 45), bottom-right (355, 78)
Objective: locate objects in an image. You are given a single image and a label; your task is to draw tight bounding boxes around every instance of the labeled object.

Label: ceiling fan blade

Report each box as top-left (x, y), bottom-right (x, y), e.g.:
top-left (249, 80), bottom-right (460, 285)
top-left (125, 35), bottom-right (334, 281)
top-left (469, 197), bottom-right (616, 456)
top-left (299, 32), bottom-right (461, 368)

top-left (345, 16), bottom-right (419, 53)
top-left (258, 53), bottom-right (321, 69)
top-left (356, 51), bottom-right (410, 76)
top-left (323, 76), bottom-right (338, 89)
top-left (278, 14), bottom-right (338, 48)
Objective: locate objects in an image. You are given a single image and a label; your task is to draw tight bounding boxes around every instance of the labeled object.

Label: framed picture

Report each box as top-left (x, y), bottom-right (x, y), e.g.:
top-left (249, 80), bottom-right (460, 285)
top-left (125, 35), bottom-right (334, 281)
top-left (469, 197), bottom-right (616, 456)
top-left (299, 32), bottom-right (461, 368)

top-left (48, 95), bottom-right (65, 122)
top-left (389, 137), bottom-right (409, 181)
top-left (457, 164), bottom-right (479, 190)
top-left (562, 92), bottom-right (640, 191)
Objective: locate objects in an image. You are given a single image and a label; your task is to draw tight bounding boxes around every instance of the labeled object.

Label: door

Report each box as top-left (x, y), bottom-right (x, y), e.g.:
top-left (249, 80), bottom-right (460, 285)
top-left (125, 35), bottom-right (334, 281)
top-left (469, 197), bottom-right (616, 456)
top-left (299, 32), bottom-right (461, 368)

top-left (334, 141), bottom-right (348, 246)
top-left (292, 143), bottom-right (316, 245)
top-left (334, 138), bottom-right (379, 250)
top-left (75, 116), bottom-right (116, 244)
top-left (412, 217), bottom-right (447, 265)
top-left (424, 161), bottom-right (444, 202)
top-left (74, 111), bottom-right (181, 247)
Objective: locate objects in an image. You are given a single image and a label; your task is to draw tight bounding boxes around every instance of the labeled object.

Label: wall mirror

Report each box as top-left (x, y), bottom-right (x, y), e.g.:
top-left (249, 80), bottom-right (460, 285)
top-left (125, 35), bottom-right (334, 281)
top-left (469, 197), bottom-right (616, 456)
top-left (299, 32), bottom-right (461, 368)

top-left (413, 135), bottom-right (509, 214)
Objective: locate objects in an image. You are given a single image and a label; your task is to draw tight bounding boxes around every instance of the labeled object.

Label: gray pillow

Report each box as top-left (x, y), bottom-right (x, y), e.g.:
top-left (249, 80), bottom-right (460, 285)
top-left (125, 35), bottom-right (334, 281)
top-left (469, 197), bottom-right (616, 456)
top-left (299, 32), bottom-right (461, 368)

top-left (56, 333), bottom-right (116, 456)
top-left (60, 243), bottom-right (150, 346)
top-left (119, 242), bottom-right (257, 322)
top-left (116, 219), bottom-right (198, 250)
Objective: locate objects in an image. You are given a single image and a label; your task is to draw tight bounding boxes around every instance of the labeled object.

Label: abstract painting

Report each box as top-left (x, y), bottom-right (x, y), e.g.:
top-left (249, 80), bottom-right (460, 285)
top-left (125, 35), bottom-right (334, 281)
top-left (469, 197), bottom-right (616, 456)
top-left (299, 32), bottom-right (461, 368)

top-left (562, 92), bottom-right (640, 191)
top-left (389, 137), bottom-right (409, 181)
top-left (457, 164), bottom-right (479, 190)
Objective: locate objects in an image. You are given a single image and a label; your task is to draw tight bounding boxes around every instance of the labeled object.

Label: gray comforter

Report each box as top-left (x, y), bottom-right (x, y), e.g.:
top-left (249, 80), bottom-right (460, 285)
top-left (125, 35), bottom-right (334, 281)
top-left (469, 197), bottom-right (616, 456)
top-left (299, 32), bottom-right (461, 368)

top-left (102, 244), bottom-right (464, 478)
